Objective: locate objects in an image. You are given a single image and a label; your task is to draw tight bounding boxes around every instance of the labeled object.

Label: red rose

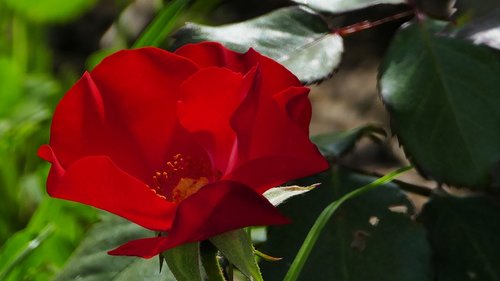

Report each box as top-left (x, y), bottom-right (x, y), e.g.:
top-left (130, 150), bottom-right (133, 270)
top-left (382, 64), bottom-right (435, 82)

top-left (38, 42), bottom-right (328, 258)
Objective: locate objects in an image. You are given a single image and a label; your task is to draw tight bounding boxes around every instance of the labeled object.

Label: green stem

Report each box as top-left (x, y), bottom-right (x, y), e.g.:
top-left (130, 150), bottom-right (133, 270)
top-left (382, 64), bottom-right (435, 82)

top-left (227, 264), bottom-right (234, 281)
top-left (283, 166), bottom-right (413, 281)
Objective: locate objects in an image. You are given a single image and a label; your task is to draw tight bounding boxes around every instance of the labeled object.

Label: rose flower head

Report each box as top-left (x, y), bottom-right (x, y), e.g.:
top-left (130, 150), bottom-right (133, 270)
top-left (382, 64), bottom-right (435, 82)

top-left (38, 42), bottom-right (328, 258)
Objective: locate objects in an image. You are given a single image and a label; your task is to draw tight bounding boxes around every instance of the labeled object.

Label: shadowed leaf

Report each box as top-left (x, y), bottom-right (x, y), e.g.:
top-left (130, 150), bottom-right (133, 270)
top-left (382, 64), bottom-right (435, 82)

top-left (379, 19), bottom-right (500, 190)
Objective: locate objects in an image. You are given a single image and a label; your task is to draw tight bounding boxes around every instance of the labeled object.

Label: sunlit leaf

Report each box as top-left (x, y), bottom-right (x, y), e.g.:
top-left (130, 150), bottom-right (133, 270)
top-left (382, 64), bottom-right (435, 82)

top-left (292, 0), bottom-right (406, 14)
top-left (263, 184), bottom-right (319, 207)
top-left (173, 6), bottom-right (343, 84)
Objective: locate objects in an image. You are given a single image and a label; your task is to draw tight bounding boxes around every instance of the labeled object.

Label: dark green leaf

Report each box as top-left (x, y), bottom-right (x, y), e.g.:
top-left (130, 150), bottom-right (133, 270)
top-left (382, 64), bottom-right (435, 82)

top-left (379, 19), bottom-right (500, 190)
top-left (210, 229), bottom-right (263, 281)
top-left (261, 168), bottom-right (431, 281)
top-left (52, 215), bottom-right (176, 281)
top-left (292, 0), bottom-right (406, 14)
top-left (311, 124), bottom-right (386, 160)
top-left (172, 6), bottom-right (343, 84)
top-left (164, 242), bottom-right (203, 281)
top-left (4, 0), bottom-right (97, 23)
top-left (419, 194), bottom-right (500, 281)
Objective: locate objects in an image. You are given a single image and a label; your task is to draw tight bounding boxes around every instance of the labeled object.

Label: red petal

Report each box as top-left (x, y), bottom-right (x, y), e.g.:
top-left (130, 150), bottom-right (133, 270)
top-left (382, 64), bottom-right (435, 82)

top-left (108, 236), bottom-right (170, 259)
top-left (178, 67), bottom-right (256, 173)
top-left (39, 145), bottom-right (176, 232)
top-left (273, 86), bottom-right (312, 135)
top-left (175, 42), bottom-right (250, 74)
top-left (109, 181), bottom-right (289, 258)
top-left (175, 42), bottom-right (301, 94)
top-left (228, 85), bottom-right (329, 192)
top-left (49, 48), bottom-right (204, 182)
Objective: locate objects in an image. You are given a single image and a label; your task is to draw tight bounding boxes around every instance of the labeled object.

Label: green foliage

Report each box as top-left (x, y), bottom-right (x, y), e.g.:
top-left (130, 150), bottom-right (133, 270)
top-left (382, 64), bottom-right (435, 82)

top-left (292, 0), bottom-right (406, 14)
top-left (52, 215), bottom-right (176, 281)
top-left (419, 194), bottom-right (500, 281)
top-left (2, 1), bottom-right (500, 280)
top-left (312, 124), bottom-right (386, 161)
top-left (0, 57), bottom-right (22, 117)
top-left (3, 0), bottom-right (97, 23)
top-left (173, 6), bottom-right (344, 84)
top-left (0, 199), bottom-right (98, 281)
top-left (133, 0), bottom-right (191, 48)
top-left (261, 167), bottom-right (431, 281)
top-left (164, 242), bottom-right (203, 281)
top-left (379, 19), bottom-right (500, 190)
top-left (210, 229), bottom-right (263, 281)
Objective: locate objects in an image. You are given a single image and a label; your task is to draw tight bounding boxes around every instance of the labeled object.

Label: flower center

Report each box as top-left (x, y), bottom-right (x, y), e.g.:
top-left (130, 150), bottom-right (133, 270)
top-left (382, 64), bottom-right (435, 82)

top-left (150, 153), bottom-right (211, 202)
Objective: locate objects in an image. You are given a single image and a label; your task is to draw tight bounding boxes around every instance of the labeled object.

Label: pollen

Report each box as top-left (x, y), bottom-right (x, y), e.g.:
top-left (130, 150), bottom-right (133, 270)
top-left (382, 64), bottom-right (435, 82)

top-left (149, 153), bottom-right (211, 202)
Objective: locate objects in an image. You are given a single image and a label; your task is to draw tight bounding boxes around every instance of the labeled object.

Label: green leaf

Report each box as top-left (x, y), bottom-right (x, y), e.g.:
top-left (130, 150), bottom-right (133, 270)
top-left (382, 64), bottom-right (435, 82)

top-left (0, 198), bottom-right (98, 281)
top-left (379, 19), bottom-right (500, 190)
top-left (173, 6), bottom-right (344, 84)
top-left (200, 242), bottom-right (225, 281)
top-left (52, 215), bottom-right (176, 281)
top-left (311, 124), bottom-right (386, 160)
top-left (133, 0), bottom-right (191, 48)
top-left (4, 0), bottom-right (97, 23)
top-left (164, 242), bottom-right (203, 281)
top-left (283, 166), bottom-right (412, 281)
top-left (0, 57), bottom-right (22, 117)
top-left (210, 229), bottom-right (263, 281)
top-left (261, 167), bottom-right (432, 281)
top-left (292, 0), bottom-right (406, 14)
top-left (419, 194), bottom-right (500, 281)
top-left (263, 184), bottom-right (320, 207)
top-left (0, 225), bottom-right (54, 280)
top-left (454, 7), bottom-right (500, 50)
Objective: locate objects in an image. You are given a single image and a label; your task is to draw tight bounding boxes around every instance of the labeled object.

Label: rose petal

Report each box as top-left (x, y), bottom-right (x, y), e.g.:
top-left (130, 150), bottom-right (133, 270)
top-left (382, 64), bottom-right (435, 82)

top-left (178, 67), bottom-right (259, 173)
top-left (109, 181), bottom-right (289, 257)
top-left (175, 42), bottom-right (301, 94)
top-left (228, 85), bottom-right (329, 191)
top-left (49, 48), bottom-right (204, 181)
top-left (175, 42), bottom-right (250, 74)
top-left (39, 146), bottom-right (176, 232)
top-left (273, 86), bottom-right (312, 135)
top-left (108, 236), bottom-right (170, 259)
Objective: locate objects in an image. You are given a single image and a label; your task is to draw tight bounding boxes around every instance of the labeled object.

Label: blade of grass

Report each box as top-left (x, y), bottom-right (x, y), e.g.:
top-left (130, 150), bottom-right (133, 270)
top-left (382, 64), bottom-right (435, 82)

top-left (0, 224), bottom-right (54, 280)
top-left (283, 166), bottom-right (413, 281)
top-left (132, 0), bottom-right (191, 48)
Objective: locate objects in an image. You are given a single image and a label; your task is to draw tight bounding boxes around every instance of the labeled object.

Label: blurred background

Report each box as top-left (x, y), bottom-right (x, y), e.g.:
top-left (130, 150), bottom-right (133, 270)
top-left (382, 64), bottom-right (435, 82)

top-left (0, 0), bottom-right (490, 279)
